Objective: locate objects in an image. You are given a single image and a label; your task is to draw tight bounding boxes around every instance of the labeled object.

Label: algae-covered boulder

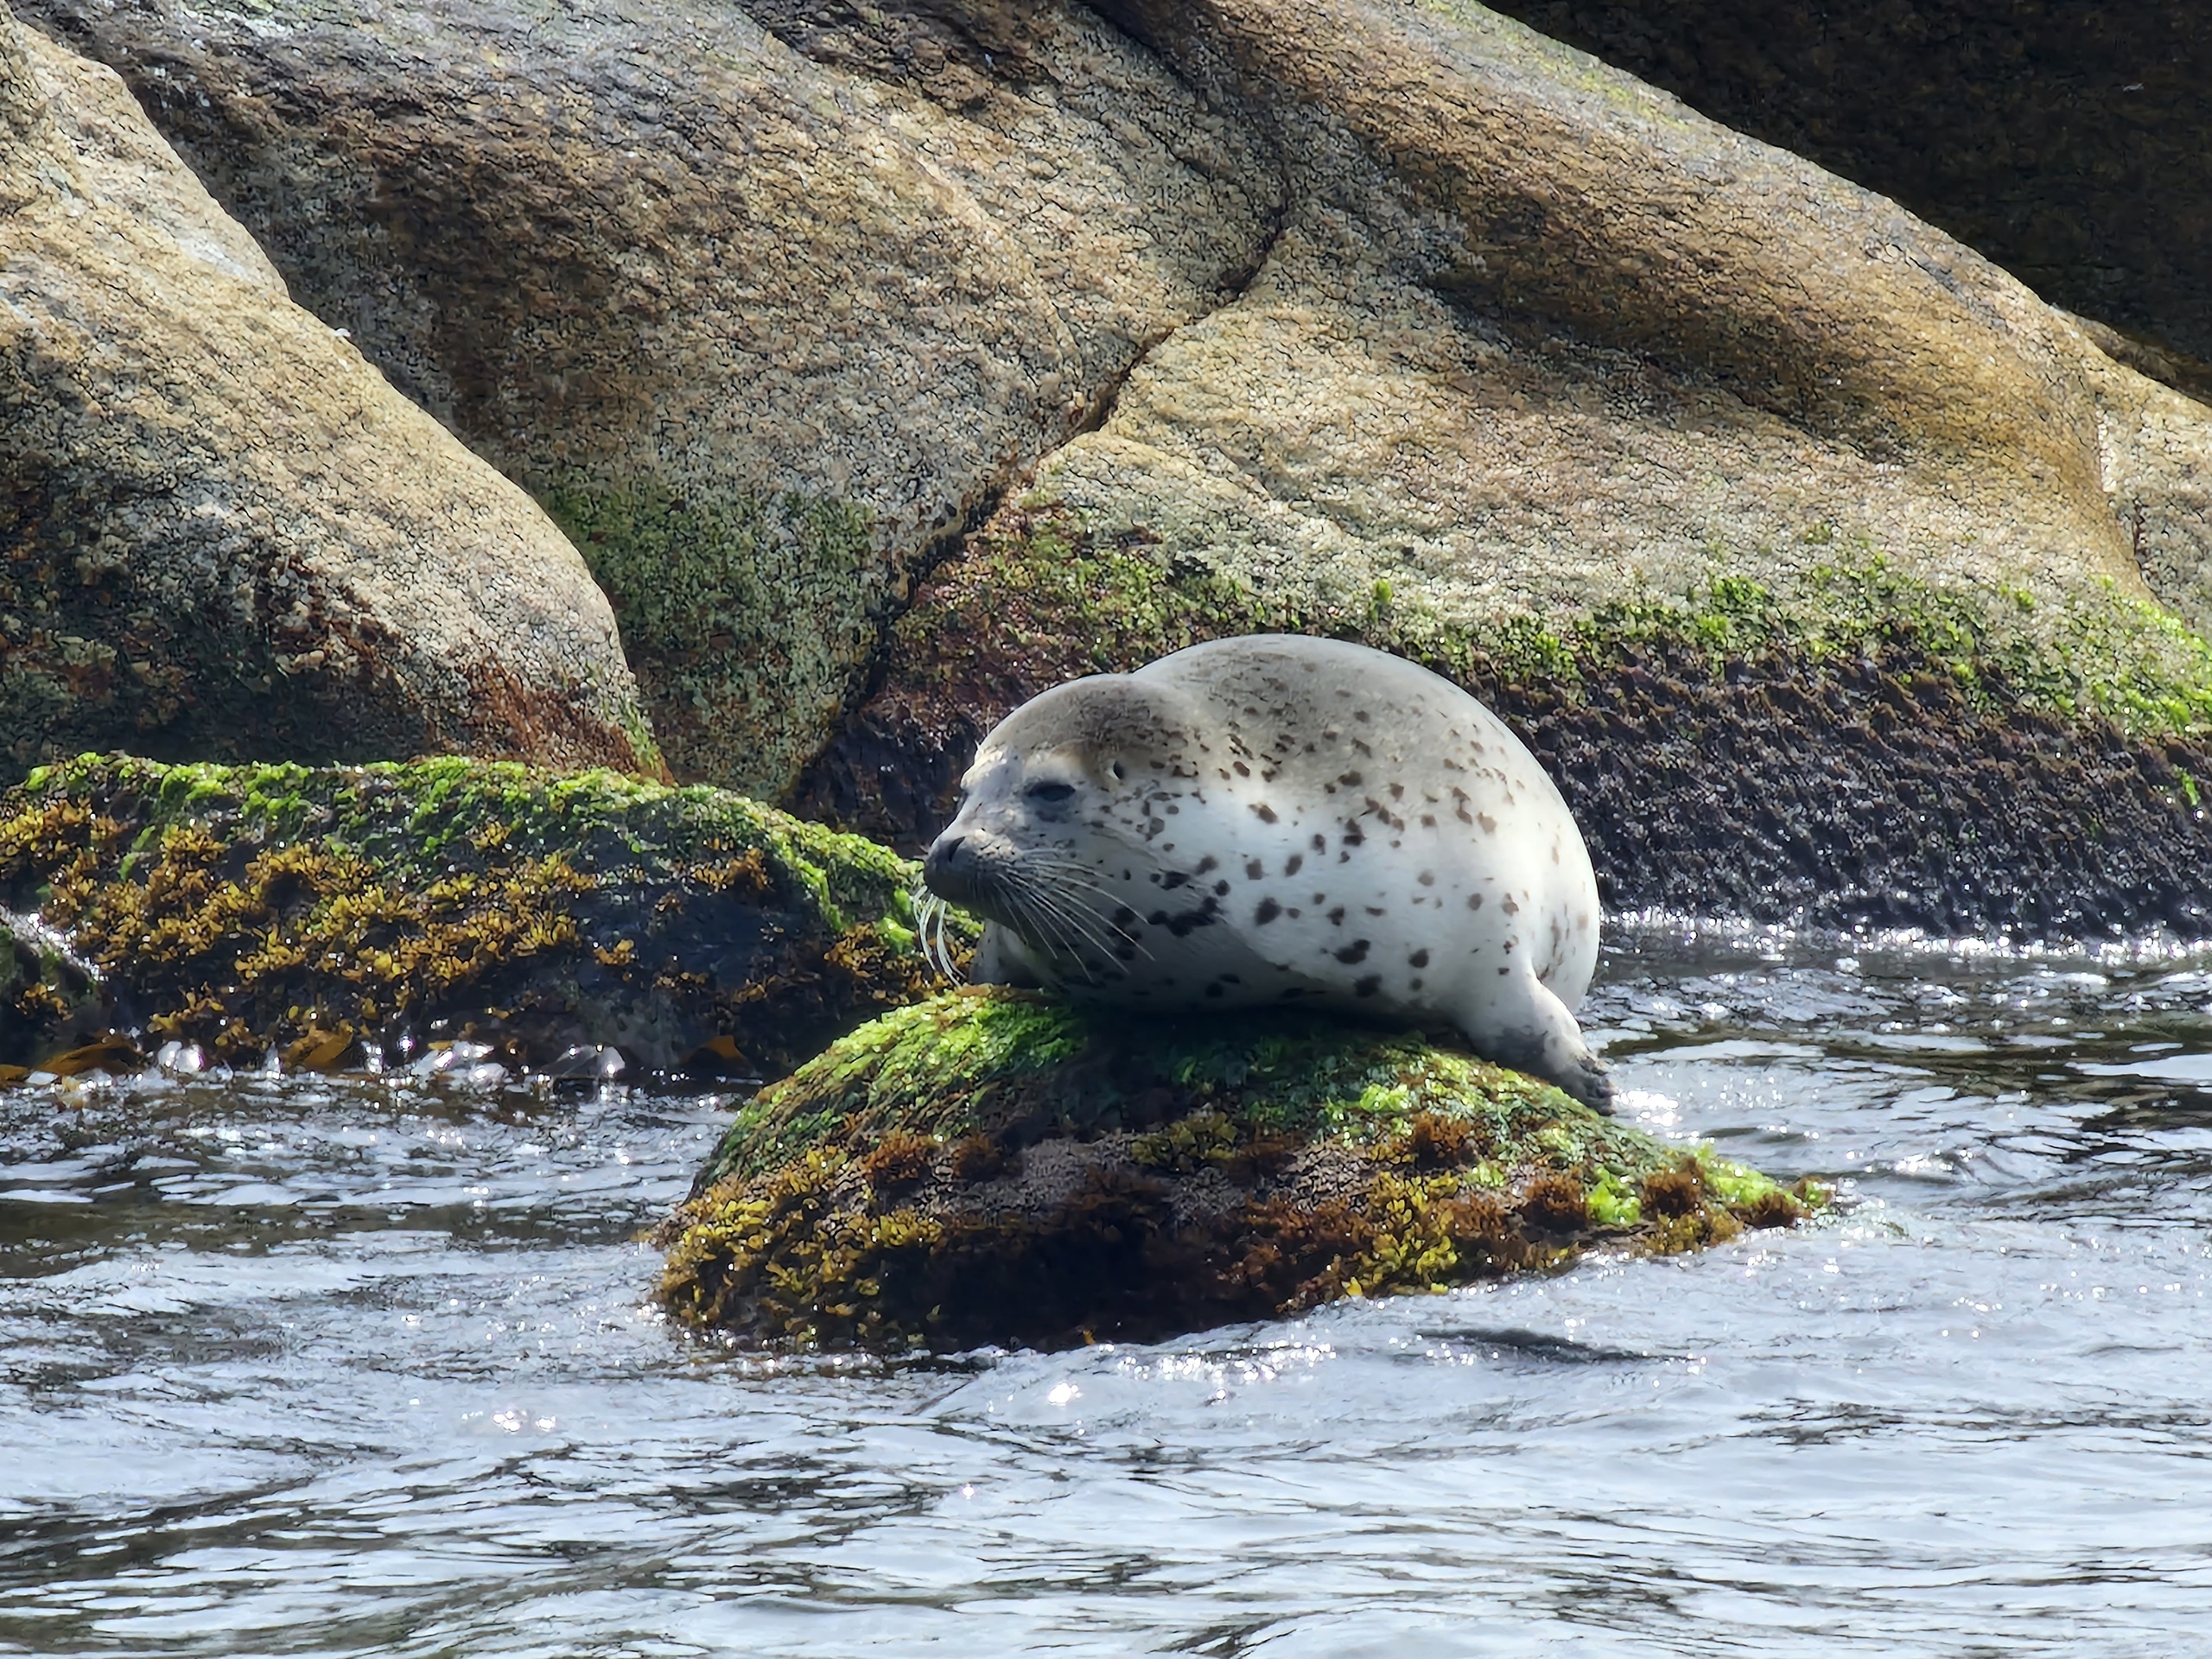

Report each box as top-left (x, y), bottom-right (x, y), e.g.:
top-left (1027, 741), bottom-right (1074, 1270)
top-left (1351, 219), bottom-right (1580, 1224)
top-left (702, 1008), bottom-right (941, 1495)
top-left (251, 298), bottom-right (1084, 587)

top-left (1, 10), bottom-right (658, 776)
top-left (0, 755), bottom-right (946, 1072)
top-left (18, 0), bottom-right (1275, 797)
top-left (0, 905), bottom-right (105, 1069)
top-left (659, 988), bottom-right (1812, 1351)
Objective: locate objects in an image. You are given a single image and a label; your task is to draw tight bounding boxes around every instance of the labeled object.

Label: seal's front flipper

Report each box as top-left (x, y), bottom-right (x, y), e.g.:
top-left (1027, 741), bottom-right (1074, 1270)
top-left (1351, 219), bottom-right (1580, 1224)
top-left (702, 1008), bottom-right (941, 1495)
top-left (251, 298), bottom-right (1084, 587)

top-left (1458, 974), bottom-right (1615, 1115)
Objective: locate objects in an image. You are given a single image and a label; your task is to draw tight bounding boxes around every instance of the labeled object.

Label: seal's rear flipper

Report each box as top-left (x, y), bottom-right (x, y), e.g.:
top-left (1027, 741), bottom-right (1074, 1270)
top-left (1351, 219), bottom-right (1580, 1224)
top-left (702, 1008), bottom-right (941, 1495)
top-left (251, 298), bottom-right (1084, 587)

top-left (1460, 974), bottom-right (1614, 1115)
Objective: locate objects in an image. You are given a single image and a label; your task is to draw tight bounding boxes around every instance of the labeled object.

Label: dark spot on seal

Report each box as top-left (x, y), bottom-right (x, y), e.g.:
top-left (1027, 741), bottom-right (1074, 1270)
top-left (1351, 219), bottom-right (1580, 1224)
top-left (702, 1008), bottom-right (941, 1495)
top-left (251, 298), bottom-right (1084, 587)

top-left (1147, 898), bottom-right (1223, 938)
top-left (1287, 907), bottom-right (1301, 918)
top-left (1502, 894), bottom-right (1520, 914)
top-left (1478, 813), bottom-right (1497, 834)
top-left (1162, 870), bottom-right (1191, 889)
top-left (1354, 975), bottom-right (1382, 996)
top-left (1252, 804), bottom-right (1279, 824)
top-left (1197, 855), bottom-right (1219, 873)
top-left (1364, 906), bottom-right (1385, 917)
top-left (1214, 880), bottom-right (1231, 896)
top-left (1327, 906), bottom-right (1346, 925)
top-left (1408, 949), bottom-right (1430, 968)
top-left (1113, 906), bottom-right (1138, 926)
top-left (1233, 761), bottom-right (1250, 777)
top-left (1286, 854), bottom-right (1304, 875)
top-left (1341, 822), bottom-right (1365, 848)
top-left (1417, 871), bottom-right (1435, 887)
top-left (1467, 893), bottom-right (1484, 911)
top-left (1246, 859), bottom-right (1265, 880)
top-left (1421, 814), bottom-right (1436, 829)
top-left (1338, 772), bottom-right (1363, 788)
top-left (1409, 976), bottom-right (1424, 990)
top-left (1255, 898), bottom-right (1282, 924)
top-left (1335, 939), bottom-right (1371, 964)
top-left (1355, 710), bottom-right (1370, 723)
top-left (1389, 783), bottom-right (1404, 799)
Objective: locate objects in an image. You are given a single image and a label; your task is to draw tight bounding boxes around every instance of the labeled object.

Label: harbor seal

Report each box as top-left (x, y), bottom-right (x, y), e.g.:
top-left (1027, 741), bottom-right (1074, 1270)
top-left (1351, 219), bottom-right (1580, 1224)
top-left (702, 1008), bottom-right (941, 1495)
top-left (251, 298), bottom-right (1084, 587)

top-left (918, 635), bottom-right (1611, 1109)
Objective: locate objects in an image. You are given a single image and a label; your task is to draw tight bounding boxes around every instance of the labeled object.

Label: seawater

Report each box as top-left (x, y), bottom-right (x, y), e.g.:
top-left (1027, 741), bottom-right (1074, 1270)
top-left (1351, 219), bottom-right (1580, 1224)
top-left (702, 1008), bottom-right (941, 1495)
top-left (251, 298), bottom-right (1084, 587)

top-left (4, 927), bottom-right (2211, 1657)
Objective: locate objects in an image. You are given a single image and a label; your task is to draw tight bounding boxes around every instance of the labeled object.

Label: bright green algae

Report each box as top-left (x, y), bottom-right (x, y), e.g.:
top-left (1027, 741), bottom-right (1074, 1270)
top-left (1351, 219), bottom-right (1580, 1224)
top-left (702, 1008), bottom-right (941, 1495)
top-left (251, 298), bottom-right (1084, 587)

top-left (661, 987), bottom-right (1818, 1351)
top-left (0, 754), bottom-right (960, 1071)
top-left (899, 499), bottom-right (2212, 739)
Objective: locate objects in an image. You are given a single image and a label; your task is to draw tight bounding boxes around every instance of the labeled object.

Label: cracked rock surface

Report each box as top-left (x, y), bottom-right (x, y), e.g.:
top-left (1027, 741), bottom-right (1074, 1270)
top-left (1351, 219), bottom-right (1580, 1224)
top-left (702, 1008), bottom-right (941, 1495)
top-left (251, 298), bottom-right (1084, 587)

top-left (1, 8), bottom-right (658, 775)
top-left (18, 0), bottom-right (1280, 797)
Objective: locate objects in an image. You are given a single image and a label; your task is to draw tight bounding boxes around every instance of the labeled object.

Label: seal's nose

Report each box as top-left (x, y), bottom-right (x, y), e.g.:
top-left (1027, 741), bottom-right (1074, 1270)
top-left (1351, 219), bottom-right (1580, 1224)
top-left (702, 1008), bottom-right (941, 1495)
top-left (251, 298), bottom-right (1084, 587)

top-left (922, 833), bottom-right (966, 898)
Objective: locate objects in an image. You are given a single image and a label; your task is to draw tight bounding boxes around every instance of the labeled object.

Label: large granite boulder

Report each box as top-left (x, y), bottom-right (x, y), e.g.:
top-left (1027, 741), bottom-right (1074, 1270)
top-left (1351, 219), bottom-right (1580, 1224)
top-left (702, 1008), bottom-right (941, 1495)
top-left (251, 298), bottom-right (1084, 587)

top-left (17, 0), bottom-right (1278, 797)
top-left (793, 0), bottom-right (2212, 935)
top-left (659, 987), bottom-right (1815, 1351)
top-left (0, 11), bottom-right (658, 776)
top-left (0, 755), bottom-right (947, 1072)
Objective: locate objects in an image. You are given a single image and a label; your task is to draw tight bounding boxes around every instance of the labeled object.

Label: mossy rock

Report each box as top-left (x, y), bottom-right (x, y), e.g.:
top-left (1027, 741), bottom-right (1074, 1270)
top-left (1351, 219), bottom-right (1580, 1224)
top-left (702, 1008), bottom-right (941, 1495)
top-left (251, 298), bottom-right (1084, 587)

top-left (798, 499), bottom-right (2212, 937)
top-left (658, 987), bottom-right (1817, 1351)
top-left (0, 754), bottom-right (964, 1073)
top-left (0, 906), bottom-right (108, 1072)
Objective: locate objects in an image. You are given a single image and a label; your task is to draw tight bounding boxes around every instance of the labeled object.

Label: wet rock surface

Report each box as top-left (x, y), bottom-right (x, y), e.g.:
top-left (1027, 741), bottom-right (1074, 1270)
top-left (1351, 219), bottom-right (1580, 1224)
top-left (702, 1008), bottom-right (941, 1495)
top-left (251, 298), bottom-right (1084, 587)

top-left (659, 986), bottom-right (1812, 1351)
top-left (0, 756), bottom-right (947, 1074)
top-left (0, 12), bottom-right (657, 776)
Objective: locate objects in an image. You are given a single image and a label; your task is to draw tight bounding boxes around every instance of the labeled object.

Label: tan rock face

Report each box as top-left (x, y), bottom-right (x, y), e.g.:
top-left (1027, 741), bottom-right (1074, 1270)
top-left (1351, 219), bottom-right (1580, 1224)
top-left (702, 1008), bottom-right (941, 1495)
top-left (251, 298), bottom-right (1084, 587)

top-left (1043, 0), bottom-right (2212, 636)
top-left (22, 0), bottom-right (1280, 796)
top-left (1483, 1), bottom-right (2212, 399)
top-left (0, 10), bottom-right (658, 774)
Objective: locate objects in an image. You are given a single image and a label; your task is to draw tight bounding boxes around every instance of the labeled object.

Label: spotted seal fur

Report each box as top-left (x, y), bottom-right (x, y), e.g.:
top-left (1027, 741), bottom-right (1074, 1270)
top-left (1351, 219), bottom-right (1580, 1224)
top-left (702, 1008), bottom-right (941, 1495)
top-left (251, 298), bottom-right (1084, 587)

top-left (919, 635), bottom-right (1611, 1108)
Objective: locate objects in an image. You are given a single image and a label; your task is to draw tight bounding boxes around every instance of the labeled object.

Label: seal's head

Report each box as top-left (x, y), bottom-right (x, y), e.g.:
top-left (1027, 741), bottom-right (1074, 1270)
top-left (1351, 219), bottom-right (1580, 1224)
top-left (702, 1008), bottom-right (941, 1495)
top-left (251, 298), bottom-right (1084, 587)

top-left (922, 674), bottom-right (1210, 969)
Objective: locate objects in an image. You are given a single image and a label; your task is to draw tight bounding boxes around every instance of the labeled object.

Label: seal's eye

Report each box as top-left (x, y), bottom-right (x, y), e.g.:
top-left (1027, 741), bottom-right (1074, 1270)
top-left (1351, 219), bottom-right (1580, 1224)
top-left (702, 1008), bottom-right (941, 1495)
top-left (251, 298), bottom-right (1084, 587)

top-left (1108, 761), bottom-right (1127, 782)
top-left (1026, 780), bottom-right (1076, 804)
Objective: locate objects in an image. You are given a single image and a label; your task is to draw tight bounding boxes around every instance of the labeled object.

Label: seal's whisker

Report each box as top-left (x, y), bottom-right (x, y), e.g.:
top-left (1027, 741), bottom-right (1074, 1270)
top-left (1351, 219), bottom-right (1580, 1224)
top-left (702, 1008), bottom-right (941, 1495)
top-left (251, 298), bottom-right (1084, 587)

top-left (1026, 890), bottom-right (1118, 975)
top-left (1003, 888), bottom-right (1100, 985)
top-left (914, 888), bottom-right (965, 984)
top-left (1003, 879), bottom-right (1114, 985)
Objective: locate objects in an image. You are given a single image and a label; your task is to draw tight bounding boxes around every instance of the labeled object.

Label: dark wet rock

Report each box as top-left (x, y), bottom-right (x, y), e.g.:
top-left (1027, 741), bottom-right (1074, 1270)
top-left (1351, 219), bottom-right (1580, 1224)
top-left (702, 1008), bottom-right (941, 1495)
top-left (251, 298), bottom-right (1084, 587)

top-left (0, 11), bottom-right (658, 777)
top-left (0, 755), bottom-right (952, 1073)
top-left (658, 987), bottom-right (1815, 1351)
top-left (16, 0), bottom-right (1278, 797)
top-left (0, 905), bottom-right (106, 1073)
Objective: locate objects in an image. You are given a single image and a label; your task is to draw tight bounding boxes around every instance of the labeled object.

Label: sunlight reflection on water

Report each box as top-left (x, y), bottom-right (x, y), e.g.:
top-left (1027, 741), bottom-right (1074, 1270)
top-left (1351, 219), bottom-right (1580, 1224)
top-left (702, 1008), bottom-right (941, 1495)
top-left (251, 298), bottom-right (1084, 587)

top-left (4, 927), bottom-right (2212, 1656)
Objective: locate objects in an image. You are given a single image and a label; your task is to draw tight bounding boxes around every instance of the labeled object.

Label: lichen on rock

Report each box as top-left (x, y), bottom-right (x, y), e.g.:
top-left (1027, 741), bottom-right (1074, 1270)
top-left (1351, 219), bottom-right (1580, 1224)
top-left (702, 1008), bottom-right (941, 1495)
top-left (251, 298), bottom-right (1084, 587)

top-left (658, 986), bottom-right (1816, 1351)
top-left (0, 755), bottom-right (962, 1073)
